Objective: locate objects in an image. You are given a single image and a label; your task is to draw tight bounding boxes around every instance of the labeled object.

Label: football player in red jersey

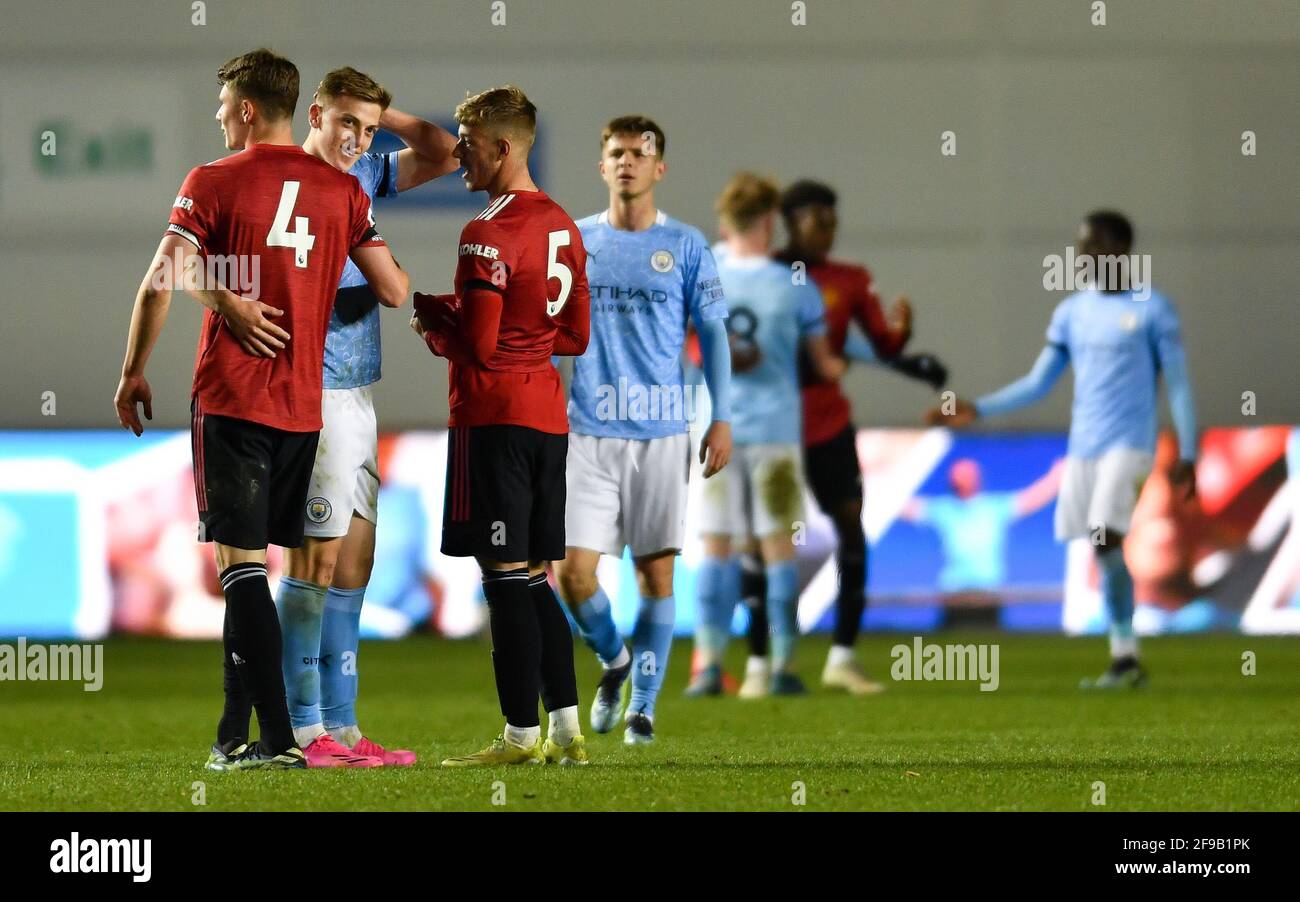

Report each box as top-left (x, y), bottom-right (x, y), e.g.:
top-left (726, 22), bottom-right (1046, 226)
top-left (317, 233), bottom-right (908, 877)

top-left (764, 180), bottom-right (946, 694)
top-left (409, 86), bottom-right (592, 767)
top-left (113, 49), bottom-right (409, 770)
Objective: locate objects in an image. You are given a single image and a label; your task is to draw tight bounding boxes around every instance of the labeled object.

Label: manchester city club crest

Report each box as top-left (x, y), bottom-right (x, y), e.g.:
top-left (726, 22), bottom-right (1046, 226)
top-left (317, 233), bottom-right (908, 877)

top-left (650, 249), bottom-right (675, 273)
top-left (306, 497), bottom-right (332, 523)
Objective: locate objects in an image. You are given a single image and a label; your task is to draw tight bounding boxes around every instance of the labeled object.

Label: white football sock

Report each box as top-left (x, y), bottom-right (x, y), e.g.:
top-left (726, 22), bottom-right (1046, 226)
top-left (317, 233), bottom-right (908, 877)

top-left (827, 644), bottom-right (856, 668)
top-left (745, 655), bottom-right (769, 676)
top-left (294, 724), bottom-right (326, 748)
top-left (328, 724), bottom-right (363, 748)
top-left (548, 705), bottom-right (581, 745)
top-left (1110, 632), bottom-right (1139, 660)
top-left (503, 722), bottom-right (541, 749)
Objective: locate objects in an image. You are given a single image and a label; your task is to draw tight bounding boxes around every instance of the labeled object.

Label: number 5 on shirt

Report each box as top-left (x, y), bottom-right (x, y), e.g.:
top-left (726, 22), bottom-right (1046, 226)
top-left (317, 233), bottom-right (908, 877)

top-left (547, 229), bottom-right (572, 316)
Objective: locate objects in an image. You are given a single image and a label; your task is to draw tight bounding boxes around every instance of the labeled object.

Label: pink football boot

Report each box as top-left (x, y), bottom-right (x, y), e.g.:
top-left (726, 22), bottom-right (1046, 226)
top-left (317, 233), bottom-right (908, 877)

top-left (302, 733), bottom-right (383, 768)
top-left (352, 736), bottom-right (417, 767)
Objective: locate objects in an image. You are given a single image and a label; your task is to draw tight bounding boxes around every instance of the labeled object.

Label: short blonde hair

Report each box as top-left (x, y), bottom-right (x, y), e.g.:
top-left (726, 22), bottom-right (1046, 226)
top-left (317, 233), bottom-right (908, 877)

top-left (315, 66), bottom-right (392, 111)
top-left (716, 171), bottom-right (781, 233)
top-left (455, 85), bottom-right (537, 149)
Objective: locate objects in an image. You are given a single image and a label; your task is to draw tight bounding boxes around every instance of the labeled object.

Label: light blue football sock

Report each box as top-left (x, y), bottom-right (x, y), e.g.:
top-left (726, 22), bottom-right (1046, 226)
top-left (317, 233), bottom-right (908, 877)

top-left (629, 594), bottom-right (675, 719)
top-left (1097, 548), bottom-right (1137, 658)
top-left (695, 556), bottom-right (739, 666)
top-left (766, 560), bottom-right (800, 672)
top-left (320, 584), bottom-right (365, 732)
top-left (273, 576), bottom-right (328, 730)
top-left (569, 585), bottom-right (625, 666)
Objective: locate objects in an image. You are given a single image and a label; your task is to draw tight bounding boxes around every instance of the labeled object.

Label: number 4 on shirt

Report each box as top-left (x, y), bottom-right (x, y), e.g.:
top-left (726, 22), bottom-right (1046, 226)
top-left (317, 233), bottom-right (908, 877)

top-left (266, 180), bottom-right (317, 268)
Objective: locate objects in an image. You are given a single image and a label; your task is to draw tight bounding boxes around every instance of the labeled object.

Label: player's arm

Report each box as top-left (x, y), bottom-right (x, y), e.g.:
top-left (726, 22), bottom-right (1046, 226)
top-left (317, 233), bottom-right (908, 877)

top-left (695, 318), bottom-right (733, 477)
top-left (115, 235), bottom-right (181, 435)
top-left (453, 285), bottom-right (504, 364)
top-left (350, 245), bottom-right (409, 307)
top-left (804, 334), bottom-right (848, 382)
top-left (115, 234), bottom-right (291, 433)
top-left (853, 273), bottom-right (910, 360)
top-left (552, 245), bottom-right (590, 357)
top-left (1154, 300), bottom-right (1198, 497)
top-left (926, 344), bottom-right (1069, 427)
top-left (380, 107), bottom-right (459, 192)
top-left (798, 282), bottom-right (846, 382)
top-left (346, 179), bottom-right (409, 307)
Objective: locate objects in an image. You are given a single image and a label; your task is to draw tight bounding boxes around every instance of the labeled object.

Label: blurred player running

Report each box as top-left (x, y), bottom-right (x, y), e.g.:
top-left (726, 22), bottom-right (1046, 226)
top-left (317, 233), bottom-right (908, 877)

top-left (928, 210), bottom-right (1197, 688)
top-left (688, 173), bottom-right (845, 698)
top-left (553, 116), bottom-right (733, 745)
top-left (274, 67), bottom-right (458, 768)
top-left (409, 86), bottom-right (592, 766)
top-left (113, 49), bottom-right (409, 770)
top-left (753, 180), bottom-right (947, 695)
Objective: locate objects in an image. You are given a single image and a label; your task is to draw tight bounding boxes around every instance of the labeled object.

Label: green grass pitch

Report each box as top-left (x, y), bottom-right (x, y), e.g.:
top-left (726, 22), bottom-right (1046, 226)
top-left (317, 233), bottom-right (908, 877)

top-left (3, 633), bottom-right (1298, 811)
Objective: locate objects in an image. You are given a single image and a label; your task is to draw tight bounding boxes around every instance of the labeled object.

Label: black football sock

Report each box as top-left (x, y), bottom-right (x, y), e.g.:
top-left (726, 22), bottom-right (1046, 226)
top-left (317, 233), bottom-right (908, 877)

top-left (482, 567), bottom-right (542, 729)
top-left (220, 562), bottom-right (295, 754)
top-left (741, 552), bottom-right (769, 657)
top-left (529, 572), bottom-right (579, 713)
top-left (216, 602), bottom-right (252, 750)
top-left (832, 520), bottom-right (868, 648)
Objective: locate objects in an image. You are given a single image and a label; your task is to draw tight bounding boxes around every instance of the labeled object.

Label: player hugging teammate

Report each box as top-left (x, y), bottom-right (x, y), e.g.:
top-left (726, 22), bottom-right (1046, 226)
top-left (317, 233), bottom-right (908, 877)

top-left (115, 49), bottom-right (410, 770)
top-left (274, 67), bottom-right (458, 768)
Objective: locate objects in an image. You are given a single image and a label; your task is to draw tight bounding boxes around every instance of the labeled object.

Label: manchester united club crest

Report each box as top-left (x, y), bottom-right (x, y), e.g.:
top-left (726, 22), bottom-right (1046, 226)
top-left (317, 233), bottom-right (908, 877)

top-left (650, 249), bottom-right (675, 273)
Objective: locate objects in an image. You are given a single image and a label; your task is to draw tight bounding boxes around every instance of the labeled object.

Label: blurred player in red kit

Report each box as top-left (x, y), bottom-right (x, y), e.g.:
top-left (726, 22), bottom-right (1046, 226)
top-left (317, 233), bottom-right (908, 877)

top-left (113, 48), bottom-right (408, 770)
top-left (410, 85), bottom-right (592, 766)
top-left (747, 180), bottom-right (946, 694)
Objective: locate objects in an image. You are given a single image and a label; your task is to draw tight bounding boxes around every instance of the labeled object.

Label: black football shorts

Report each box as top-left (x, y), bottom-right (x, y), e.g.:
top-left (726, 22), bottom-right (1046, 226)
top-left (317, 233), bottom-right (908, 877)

top-left (191, 400), bottom-right (320, 550)
top-left (441, 424), bottom-right (568, 562)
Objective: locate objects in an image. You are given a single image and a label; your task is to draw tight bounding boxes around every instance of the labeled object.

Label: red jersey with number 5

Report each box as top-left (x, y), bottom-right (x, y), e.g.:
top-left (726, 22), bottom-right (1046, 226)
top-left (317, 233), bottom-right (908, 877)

top-left (166, 143), bottom-right (385, 433)
top-left (450, 189), bottom-right (590, 433)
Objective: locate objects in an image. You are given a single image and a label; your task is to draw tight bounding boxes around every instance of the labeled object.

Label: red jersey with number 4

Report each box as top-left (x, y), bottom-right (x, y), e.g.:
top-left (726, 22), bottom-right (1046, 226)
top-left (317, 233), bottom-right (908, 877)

top-left (166, 143), bottom-right (385, 433)
top-left (799, 259), bottom-right (905, 446)
top-left (449, 190), bottom-right (590, 433)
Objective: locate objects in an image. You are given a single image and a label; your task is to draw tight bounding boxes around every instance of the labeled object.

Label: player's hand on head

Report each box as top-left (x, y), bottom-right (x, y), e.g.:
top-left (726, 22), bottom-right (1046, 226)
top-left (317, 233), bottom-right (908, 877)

top-left (113, 374), bottom-right (153, 436)
top-left (1169, 459), bottom-right (1197, 501)
top-left (221, 296), bottom-right (288, 358)
top-left (700, 420), bottom-right (733, 478)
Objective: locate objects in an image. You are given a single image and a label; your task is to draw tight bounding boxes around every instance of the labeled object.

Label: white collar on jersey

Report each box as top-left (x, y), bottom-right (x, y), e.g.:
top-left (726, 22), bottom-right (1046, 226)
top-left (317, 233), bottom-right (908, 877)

top-left (597, 209), bottom-right (667, 227)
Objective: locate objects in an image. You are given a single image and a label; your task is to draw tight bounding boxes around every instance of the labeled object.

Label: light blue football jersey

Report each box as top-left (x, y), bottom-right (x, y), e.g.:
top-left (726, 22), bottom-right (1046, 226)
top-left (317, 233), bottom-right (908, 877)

top-left (568, 210), bottom-right (728, 439)
top-left (713, 245), bottom-right (826, 445)
top-left (1046, 288), bottom-right (1185, 458)
top-left (322, 149), bottom-right (399, 390)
